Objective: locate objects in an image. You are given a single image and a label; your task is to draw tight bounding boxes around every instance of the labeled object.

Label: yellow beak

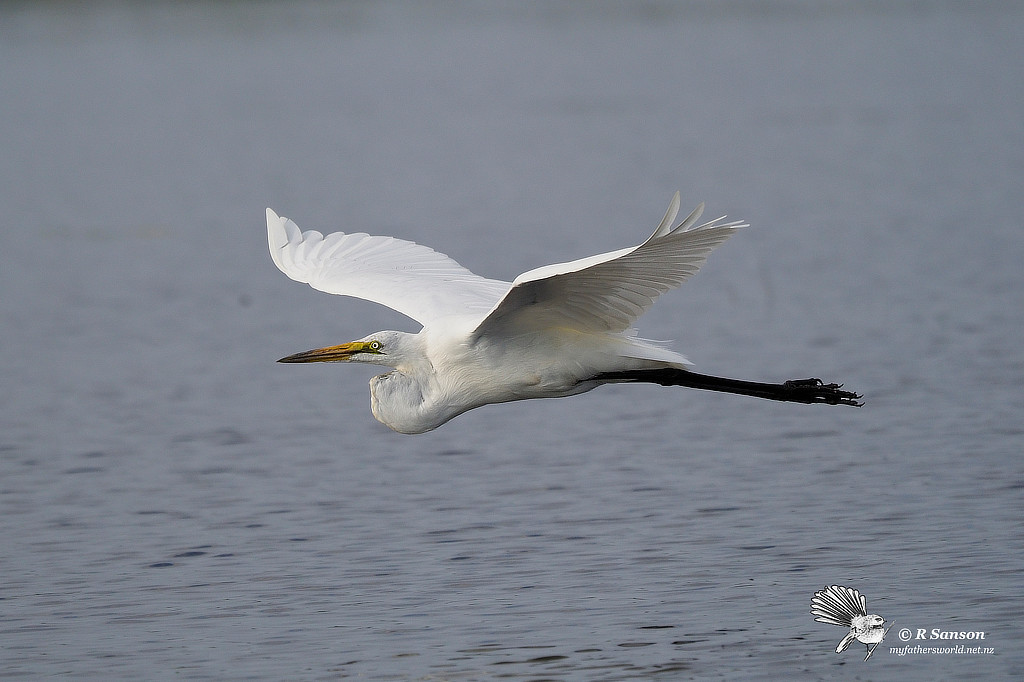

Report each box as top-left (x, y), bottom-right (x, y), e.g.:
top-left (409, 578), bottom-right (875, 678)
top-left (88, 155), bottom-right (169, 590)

top-left (277, 341), bottom-right (375, 363)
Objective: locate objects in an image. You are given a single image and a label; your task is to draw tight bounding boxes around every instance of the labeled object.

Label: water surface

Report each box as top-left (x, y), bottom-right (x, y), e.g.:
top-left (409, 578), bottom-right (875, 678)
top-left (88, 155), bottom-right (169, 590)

top-left (1, 1), bottom-right (1022, 678)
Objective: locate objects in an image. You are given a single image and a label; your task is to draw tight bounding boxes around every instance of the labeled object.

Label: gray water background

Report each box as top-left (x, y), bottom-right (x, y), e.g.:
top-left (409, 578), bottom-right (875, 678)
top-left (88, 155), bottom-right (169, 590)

top-left (2, 1), bottom-right (1022, 679)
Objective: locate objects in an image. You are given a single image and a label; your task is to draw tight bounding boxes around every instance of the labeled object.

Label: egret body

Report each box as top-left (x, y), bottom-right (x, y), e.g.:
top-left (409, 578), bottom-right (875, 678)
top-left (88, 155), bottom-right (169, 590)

top-left (269, 193), bottom-right (860, 433)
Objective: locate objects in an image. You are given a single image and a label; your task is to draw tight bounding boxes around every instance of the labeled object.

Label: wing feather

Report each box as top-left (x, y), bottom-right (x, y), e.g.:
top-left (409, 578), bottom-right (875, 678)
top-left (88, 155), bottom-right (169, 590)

top-left (267, 209), bottom-right (509, 327)
top-left (471, 193), bottom-right (746, 339)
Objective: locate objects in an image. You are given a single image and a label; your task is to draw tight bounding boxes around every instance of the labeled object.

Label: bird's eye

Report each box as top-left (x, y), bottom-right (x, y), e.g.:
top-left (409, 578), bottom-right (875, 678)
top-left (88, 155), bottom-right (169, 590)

top-left (368, 340), bottom-right (382, 351)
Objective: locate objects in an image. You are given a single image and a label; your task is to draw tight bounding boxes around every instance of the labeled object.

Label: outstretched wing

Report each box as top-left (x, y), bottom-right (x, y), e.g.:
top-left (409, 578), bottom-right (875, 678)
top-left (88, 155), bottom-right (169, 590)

top-left (811, 585), bottom-right (869, 627)
top-left (470, 193), bottom-right (746, 340)
top-left (268, 209), bottom-right (510, 327)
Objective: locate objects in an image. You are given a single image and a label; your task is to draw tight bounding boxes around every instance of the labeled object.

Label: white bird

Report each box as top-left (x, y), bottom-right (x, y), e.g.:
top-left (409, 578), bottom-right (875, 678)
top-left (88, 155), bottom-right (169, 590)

top-left (268, 193), bottom-right (861, 433)
top-left (811, 585), bottom-right (892, 661)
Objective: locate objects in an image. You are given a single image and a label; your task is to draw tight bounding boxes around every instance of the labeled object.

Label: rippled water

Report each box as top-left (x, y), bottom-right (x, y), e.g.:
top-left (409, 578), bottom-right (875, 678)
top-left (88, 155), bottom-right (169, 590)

top-left (2, 1), bottom-right (1022, 679)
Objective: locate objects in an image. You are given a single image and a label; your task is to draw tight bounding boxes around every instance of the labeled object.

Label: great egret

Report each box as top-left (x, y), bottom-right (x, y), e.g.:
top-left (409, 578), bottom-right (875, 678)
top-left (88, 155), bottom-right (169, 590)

top-left (269, 193), bottom-right (861, 433)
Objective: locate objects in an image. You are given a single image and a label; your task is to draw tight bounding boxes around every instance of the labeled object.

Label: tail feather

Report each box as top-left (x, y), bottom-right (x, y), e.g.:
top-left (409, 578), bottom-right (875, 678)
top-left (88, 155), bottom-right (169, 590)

top-left (811, 585), bottom-right (869, 626)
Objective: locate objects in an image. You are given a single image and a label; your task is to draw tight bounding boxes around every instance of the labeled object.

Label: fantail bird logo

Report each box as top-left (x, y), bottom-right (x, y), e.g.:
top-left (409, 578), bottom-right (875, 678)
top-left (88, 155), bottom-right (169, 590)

top-left (810, 585), bottom-right (893, 661)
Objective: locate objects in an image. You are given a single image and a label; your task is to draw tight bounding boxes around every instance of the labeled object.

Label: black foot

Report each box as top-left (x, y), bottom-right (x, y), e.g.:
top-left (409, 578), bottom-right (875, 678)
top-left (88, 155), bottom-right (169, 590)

top-left (782, 378), bottom-right (863, 406)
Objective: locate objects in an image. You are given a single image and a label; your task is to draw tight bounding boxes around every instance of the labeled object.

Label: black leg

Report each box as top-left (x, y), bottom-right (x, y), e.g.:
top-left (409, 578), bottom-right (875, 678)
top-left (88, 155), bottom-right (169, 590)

top-left (594, 368), bottom-right (863, 406)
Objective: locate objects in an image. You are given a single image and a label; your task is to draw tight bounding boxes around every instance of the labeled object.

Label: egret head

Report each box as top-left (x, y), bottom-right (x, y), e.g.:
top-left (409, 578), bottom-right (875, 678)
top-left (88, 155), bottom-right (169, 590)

top-left (278, 330), bottom-right (408, 367)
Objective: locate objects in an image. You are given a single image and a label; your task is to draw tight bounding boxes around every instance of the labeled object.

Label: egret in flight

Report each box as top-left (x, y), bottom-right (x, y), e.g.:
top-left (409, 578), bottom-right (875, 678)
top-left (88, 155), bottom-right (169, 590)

top-left (269, 193), bottom-right (860, 433)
